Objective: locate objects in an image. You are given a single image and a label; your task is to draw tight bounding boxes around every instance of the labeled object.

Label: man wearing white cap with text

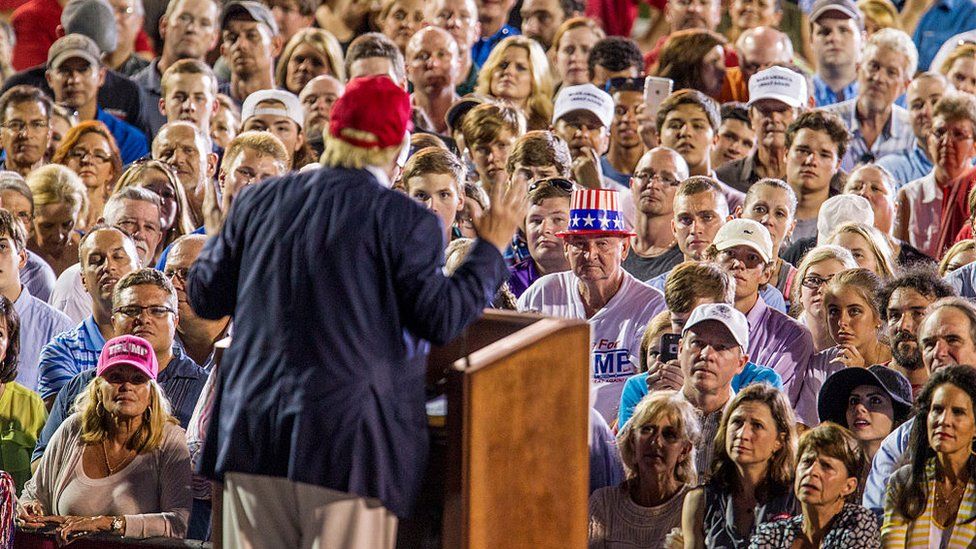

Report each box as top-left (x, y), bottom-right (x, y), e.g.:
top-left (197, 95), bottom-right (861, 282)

top-left (716, 66), bottom-right (807, 193)
top-left (517, 188), bottom-right (666, 423)
top-left (706, 218), bottom-right (814, 401)
top-left (550, 84), bottom-right (625, 193)
top-left (823, 28), bottom-right (917, 172)
top-left (241, 89), bottom-right (308, 170)
top-left (676, 302), bottom-right (749, 477)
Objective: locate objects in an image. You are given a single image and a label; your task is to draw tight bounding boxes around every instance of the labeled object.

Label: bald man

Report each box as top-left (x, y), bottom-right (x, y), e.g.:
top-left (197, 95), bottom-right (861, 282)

top-left (406, 27), bottom-right (460, 135)
top-left (720, 27), bottom-right (795, 103)
top-left (299, 75), bottom-right (345, 156)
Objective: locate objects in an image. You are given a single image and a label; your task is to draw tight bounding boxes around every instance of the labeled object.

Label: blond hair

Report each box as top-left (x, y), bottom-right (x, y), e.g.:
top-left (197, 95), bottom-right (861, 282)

top-left (618, 391), bottom-right (701, 482)
top-left (275, 28), bottom-right (346, 92)
top-left (825, 222), bottom-right (897, 279)
top-left (221, 131), bottom-right (290, 175)
top-left (476, 36), bottom-right (554, 130)
top-left (26, 164), bottom-right (88, 223)
top-left (75, 376), bottom-right (178, 453)
top-left (790, 245), bottom-right (859, 317)
top-left (940, 239), bottom-right (976, 276)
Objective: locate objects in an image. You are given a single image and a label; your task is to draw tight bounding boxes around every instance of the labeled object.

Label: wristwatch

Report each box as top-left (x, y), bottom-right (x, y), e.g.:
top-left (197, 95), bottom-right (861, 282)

top-left (111, 516), bottom-right (125, 535)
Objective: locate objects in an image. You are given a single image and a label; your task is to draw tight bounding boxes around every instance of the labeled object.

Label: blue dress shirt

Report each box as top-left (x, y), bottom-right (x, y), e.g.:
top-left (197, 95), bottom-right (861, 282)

top-left (913, 0), bottom-right (976, 71)
top-left (471, 24), bottom-right (519, 68)
top-left (862, 417), bottom-right (912, 517)
top-left (812, 75), bottom-right (859, 107)
top-left (13, 285), bottom-right (72, 391)
top-left (876, 145), bottom-right (933, 191)
top-left (96, 107), bottom-right (150, 165)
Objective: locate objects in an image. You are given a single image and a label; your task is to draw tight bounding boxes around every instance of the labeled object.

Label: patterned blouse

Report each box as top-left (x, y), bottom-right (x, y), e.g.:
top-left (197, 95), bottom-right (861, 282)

top-left (748, 503), bottom-right (881, 548)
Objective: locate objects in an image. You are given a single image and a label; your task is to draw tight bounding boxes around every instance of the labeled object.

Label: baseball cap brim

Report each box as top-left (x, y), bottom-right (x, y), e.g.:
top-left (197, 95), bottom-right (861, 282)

top-left (97, 357), bottom-right (157, 380)
top-left (714, 237), bottom-right (771, 263)
top-left (747, 93), bottom-right (803, 109)
top-left (445, 97), bottom-right (485, 131)
top-left (49, 50), bottom-right (100, 70)
top-left (684, 317), bottom-right (748, 349)
top-left (817, 367), bottom-right (912, 427)
top-left (811, 5), bottom-right (860, 23)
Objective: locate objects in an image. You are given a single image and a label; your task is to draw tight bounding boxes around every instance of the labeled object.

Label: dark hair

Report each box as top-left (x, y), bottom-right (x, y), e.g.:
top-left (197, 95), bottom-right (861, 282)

top-left (113, 268), bottom-right (177, 310)
top-left (710, 384), bottom-right (797, 499)
top-left (505, 131), bottom-right (572, 177)
top-left (676, 175), bottom-right (724, 198)
top-left (0, 85), bottom-right (52, 123)
top-left (0, 208), bottom-right (25, 252)
top-left (892, 365), bottom-right (976, 520)
top-left (587, 37), bottom-right (644, 80)
top-left (721, 102), bottom-right (751, 128)
top-left (785, 110), bottom-right (851, 161)
top-left (653, 29), bottom-right (727, 94)
top-left (344, 32), bottom-right (405, 83)
top-left (656, 89), bottom-right (721, 134)
top-left (878, 266), bottom-right (957, 322)
top-left (797, 422), bottom-right (865, 504)
top-left (0, 295), bottom-right (20, 383)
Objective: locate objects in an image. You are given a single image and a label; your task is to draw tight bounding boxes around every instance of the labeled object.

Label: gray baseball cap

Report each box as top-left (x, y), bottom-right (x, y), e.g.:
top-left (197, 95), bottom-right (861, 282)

top-left (220, 0), bottom-right (280, 35)
top-left (61, 0), bottom-right (118, 54)
top-left (47, 34), bottom-right (103, 70)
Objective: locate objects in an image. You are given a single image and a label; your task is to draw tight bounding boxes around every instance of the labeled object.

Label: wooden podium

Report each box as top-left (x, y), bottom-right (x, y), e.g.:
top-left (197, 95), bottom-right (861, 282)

top-left (400, 310), bottom-right (591, 549)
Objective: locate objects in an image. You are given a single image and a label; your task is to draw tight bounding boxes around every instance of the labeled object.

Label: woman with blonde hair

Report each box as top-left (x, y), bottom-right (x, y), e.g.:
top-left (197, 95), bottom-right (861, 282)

top-left (275, 28), bottom-right (346, 95)
top-left (549, 17), bottom-right (606, 87)
top-left (590, 391), bottom-right (700, 548)
top-left (856, 0), bottom-right (899, 35)
top-left (679, 384), bottom-right (798, 548)
top-left (939, 239), bottom-right (976, 276)
top-left (824, 222), bottom-right (898, 279)
top-left (52, 121), bottom-right (122, 231)
top-left (25, 165), bottom-right (88, 276)
top-left (17, 335), bottom-right (191, 543)
top-left (796, 268), bottom-right (893, 427)
top-left (940, 42), bottom-right (976, 94)
top-left (476, 35), bottom-right (554, 131)
top-left (113, 161), bottom-right (195, 263)
top-left (791, 245), bottom-right (859, 350)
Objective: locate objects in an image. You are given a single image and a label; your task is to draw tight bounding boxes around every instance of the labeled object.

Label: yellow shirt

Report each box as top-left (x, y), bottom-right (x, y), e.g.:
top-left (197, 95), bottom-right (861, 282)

top-left (0, 382), bottom-right (46, 492)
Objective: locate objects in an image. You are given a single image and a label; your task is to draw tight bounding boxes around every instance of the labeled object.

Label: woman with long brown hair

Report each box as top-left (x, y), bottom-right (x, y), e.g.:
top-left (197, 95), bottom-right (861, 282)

top-left (653, 29), bottom-right (728, 101)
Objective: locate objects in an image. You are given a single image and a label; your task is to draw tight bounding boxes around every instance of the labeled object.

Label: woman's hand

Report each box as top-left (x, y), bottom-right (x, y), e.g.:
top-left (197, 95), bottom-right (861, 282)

top-left (56, 515), bottom-right (115, 545)
top-left (830, 344), bottom-right (866, 368)
top-left (663, 527), bottom-right (684, 549)
top-left (646, 359), bottom-right (684, 392)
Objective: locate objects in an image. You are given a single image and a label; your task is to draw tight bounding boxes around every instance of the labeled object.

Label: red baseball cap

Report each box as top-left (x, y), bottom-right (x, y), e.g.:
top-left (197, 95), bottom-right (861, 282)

top-left (329, 75), bottom-right (412, 149)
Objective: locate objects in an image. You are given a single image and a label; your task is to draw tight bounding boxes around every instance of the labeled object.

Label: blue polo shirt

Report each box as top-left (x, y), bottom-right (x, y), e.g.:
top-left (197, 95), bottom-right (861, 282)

top-left (35, 316), bottom-right (105, 401)
top-left (812, 75), bottom-right (858, 107)
top-left (913, 0), bottom-right (976, 71)
top-left (95, 107), bottom-right (150, 165)
top-left (471, 24), bottom-right (519, 68)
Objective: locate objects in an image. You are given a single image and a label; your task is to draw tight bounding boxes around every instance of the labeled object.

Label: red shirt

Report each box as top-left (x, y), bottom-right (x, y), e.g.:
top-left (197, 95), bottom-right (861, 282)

top-left (938, 166), bottom-right (976, 259)
top-left (11, 0), bottom-right (61, 71)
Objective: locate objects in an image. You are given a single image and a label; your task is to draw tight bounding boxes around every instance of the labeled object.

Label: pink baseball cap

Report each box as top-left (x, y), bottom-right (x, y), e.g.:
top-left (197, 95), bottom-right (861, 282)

top-left (97, 335), bottom-right (158, 380)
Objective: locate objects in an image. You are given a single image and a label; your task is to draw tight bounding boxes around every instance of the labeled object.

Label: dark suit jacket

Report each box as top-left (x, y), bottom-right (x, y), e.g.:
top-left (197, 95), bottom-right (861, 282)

top-left (187, 166), bottom-right (508, 517)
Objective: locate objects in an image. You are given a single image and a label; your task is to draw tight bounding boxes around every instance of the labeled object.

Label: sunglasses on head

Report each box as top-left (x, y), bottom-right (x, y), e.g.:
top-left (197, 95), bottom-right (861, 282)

top-left (528, 177), bottom-right (576, 193)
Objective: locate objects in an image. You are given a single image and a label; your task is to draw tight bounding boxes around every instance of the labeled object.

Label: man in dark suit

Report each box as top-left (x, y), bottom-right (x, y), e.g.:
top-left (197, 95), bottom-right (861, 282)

top-left (186, 75), bottom-right (525, 547)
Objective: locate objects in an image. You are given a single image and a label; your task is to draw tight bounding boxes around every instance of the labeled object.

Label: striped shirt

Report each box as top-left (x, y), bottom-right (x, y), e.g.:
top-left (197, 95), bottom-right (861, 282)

top-left (824, 99), bottom-right (916, 173)
top-left (35, 316), bottom-right (104, 400)
top-left (882, 460), bottom-right (976, 548)
top-left (13, 285), bottom-right (73, 391)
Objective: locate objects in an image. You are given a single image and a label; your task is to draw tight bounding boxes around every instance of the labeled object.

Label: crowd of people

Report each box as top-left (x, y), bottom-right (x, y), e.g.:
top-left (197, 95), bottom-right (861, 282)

top-left (0, 0), bottom-right (972, 544)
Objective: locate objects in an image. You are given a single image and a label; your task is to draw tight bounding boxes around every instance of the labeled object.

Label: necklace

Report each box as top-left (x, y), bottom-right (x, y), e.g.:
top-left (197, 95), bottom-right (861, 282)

top-left (101, 439), bottom-right (131, 475)
top-left (934, 472), bottom-right (968, 527)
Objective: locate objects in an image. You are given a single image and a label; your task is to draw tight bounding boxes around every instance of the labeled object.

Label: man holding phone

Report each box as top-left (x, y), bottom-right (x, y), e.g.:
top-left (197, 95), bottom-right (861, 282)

top-left (616, 260), bottom-right (782, 428)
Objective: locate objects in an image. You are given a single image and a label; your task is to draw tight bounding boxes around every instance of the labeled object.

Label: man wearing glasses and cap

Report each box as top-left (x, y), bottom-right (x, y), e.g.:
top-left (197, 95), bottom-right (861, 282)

top-left (517, 188), bottom-right (666, 422)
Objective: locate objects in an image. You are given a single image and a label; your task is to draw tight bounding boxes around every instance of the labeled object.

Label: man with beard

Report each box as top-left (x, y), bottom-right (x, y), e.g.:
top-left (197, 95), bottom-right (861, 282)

top-left (824, 28), bottom-right (917, 172)
top-left (863, 295), bottom-right (976, 518)
top-left (406, 27), bottom-right (459, 136)
top-left (0, 86), bottom-right (52, 178)
top-left (877, 73), bottom-right (948, 189)
top-left (218, 0), bottom-right (281, 105)
top-left (601, 78), bottom-right (645, 187)
top-left (878, 268), bottom-right (956, 397)
top-left (621, 147), bottom-right (688, 281)
top-left (299, 75), bottom-right (344, 157)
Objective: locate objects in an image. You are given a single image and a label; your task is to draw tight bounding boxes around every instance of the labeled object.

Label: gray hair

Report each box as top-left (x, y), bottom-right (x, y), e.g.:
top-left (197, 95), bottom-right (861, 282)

top-left (865, 28), bottom-right (918, 78)
top-left (103, 187), bottom-right (162, 224)
top-left (922, 296), bottom-right (976, 349)
top-left (617, 390), bottom-right (701, 482)
top-left (153, 121), bottom-right (213, 157)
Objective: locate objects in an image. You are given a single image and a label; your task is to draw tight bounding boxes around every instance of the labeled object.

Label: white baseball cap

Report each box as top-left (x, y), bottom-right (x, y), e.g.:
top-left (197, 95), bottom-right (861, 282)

top-left (747, 66), bottom-right (808, 109)
top-left (817, 194), bottom-right (875, 244)
top-left (713, 218), bottom-right (773, 263)
top-left (552, 84), bottom-right (614, 128)
top-left (683, 303), bottom-right (750, 350)
top-left (241, 89), bottom-right (304, 128)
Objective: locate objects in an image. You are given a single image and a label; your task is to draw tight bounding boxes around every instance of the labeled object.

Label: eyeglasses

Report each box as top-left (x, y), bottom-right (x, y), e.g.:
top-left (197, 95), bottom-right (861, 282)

top-left (1, 119), bottom-right (49, 134)
top-left (932, 127), bottom-right (975, 142)
top-left (163, 267), bottom-right (190, 282)
top-left (66, 148), bottom-right (112, 164)
top-left (113, 305), bottom-right (176, 319)
top-left (801, 274), bottom-right (835, 289)
top-left (632, 171), bottom-right (680, 188)
top-left (528, 177), bottom-right (575, 193)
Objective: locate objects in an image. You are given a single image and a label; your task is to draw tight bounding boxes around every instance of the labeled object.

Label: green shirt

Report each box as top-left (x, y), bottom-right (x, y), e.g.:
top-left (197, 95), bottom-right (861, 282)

top-left (0, 381), bottom-right (46, 492)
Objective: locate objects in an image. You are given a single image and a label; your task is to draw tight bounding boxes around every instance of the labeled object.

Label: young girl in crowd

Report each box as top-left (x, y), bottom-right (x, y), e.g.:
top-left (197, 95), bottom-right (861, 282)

top-left (790, 246), bottom-right (859, 350)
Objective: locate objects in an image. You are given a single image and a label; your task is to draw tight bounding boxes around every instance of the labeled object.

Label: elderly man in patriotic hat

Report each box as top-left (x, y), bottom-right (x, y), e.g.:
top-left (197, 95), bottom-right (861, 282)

top-left (187, 75), bottom-right (526, 547)
top-left (517, 188), bottom-right (666, 422)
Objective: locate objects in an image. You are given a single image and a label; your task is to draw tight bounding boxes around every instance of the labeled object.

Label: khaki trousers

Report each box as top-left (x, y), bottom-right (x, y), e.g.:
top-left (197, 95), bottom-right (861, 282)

top-left (223, 472), bottom-right (398, 549)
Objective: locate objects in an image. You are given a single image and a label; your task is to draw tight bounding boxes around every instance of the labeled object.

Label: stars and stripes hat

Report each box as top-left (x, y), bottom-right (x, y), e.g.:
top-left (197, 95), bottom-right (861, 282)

top-left (556, 189), bottom-right (635, 238)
